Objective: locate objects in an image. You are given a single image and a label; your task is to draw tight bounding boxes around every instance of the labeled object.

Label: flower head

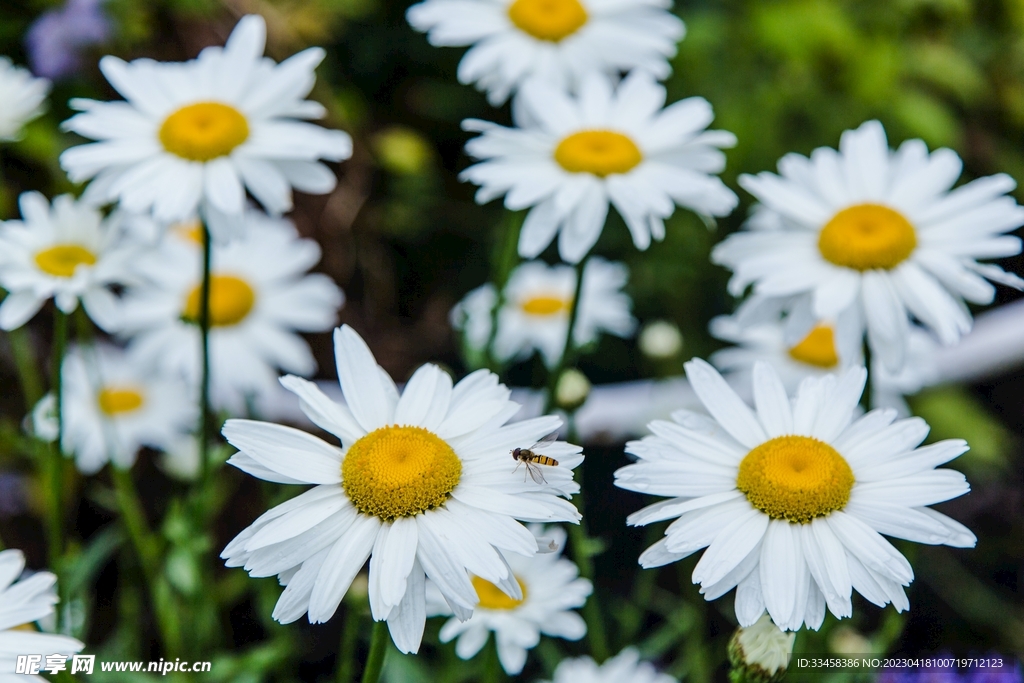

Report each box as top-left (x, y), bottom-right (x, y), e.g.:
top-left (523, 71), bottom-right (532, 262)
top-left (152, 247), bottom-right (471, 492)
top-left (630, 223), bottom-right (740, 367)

top-left (0, 57), bottom-right (49, 141)
top-left (60, 15), bottom-right (352, 232)
top-left (58, 344), bottom-right (196, 474)
top-left (712, 120), bottom-right (1024, 372)
top-left (0, 192), bottom-right (139, 331)
top-left (451, 257), bottom-right (636, 367)
top-left (427, 525), bottom-right (592, 674)
top-left (115, 207), bottom-right (343, 415)
top-left (221, 325), bottom-right (583, 654)
top-left (727, 613), bottom-right (795, 683)
top-left (461, 72), bottom-right (737, 263)
top-left (407, 0), bottom-right (684, 105)
top-left (616, 359), bottom-right (976, 631)
top-left (540, 648), bottom-right (675, 683)
top-left (0, 549), bottom-right (83, 681)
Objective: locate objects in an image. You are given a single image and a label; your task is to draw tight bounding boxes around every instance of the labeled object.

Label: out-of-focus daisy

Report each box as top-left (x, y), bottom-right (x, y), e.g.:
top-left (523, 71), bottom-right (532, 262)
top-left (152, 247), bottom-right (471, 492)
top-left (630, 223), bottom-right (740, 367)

top-left (712, 120), bottom-right (1024, 371)
top-left (0, 57), bottom-right (49, 140)
top-left (461, 72), bottom-right (737, 263)
top-left (451, 257), bottom-right (636, 367)
top-left (540, 648), bottom-right (674, 683)
top-left (0, 191), bottom-right (138, 331)
top-left (221, 325), bottom-right (583, 654)
top-left (709, 299), bottom-right (863, 391)
top-left (426, 525), bottom-right (591, 674)
top-left (58, 344), bottom-right (196, 474)
top-left (0, 549), bottom-right (83, 682)
top-left (406, 0), bottom-right (684, 105)
top-left (616, 359), bottom-right (976, 631)
top-left (871, 327), bottom-right (939, 416)
top-left (116, 207), bottom-right (343, 415)
top-left (60, 14), bottom-right (352, 232)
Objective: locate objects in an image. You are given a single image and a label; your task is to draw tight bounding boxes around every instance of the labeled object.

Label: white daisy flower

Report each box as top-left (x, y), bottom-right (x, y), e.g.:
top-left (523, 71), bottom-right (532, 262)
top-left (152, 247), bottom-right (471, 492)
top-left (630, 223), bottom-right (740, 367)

top-left (460, 72), bottom-right (738, 263)
top-left (541, 648), bottom-right (674, 683)
top-left (115, 207), bottom-right (343, 415)
top-left (0, 549), bottom-right (83, 683)
top-left (220, 325), bottom-right (584, 654)
top-left (709, 298), bottom-right (864, 392)
top-left (58, 344), bottom-right (196, 474)
top-left (0, 57), bottom-right (49, 141)
top-left (451, 257), bottom-right (636, 367)
top-left (0, 191), bottom-right (139, 331)
top-left (712, 120), bottom-right (1024, 372)
top-left (426, 525), bottom-right (592, 674)
top-left (615, 359), bottom-right (976, 631)
top-left (406, 0), bottom-right (684, 105)
top-left (870, 327), bottom-right (939, 416)
top-left (59, 14), bottom-right (352, 232)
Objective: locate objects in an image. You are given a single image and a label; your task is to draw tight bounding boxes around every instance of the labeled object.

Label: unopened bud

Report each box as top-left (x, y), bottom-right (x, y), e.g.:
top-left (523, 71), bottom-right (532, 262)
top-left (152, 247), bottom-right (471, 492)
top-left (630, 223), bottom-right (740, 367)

top-left (829, 625), bottom-right (871, 656)
top-left (555, 368), bottom-right (591, 411)
top-left (639, 320), bottom-right (683, 359)
top-left (728, 613), bottom-right (795, 683)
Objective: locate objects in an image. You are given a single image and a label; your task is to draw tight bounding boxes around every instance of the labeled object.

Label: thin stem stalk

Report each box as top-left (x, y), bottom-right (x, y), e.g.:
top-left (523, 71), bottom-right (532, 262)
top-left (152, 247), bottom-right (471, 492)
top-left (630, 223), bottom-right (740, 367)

top-left (48, 309), bottom-right (67, 571)
top-left (336, 605), bottom-right (359, 683)
top-left (359, 620), bottom-right (389, 683)
top-left (542, 257), bottom-right (587, 414)
top-left (9, 326), bottom-right (43, 411)
top-left (199, 224), bottom-right (213, 484)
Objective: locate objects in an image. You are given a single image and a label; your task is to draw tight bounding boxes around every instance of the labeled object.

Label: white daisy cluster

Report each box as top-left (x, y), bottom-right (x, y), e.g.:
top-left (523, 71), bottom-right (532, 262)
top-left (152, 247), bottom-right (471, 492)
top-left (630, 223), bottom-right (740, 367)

top-left (0, 549), bottom-right (83, 683)
top-left (221, 325), bottom-right (584, 654)
top-left (426, 525), bottom-right (592, 674)
top-left (540, 647), bottom-right (674, 683)
top-left (451, 257), bottom-right (635, 368)
top-left (711, 120), bottom-right (1024, 385)
top-left (616, 360), bottom-right (975, 631)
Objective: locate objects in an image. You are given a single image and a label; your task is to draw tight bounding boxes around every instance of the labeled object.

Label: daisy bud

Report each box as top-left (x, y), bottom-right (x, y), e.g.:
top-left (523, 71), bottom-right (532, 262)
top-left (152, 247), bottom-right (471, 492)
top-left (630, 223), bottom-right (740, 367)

top-left (556, 369), bottom-right (591, 411)
top-left (727, 613), bottom-right (795, 683)
top-left (639, 320), bottom-right (683, 360)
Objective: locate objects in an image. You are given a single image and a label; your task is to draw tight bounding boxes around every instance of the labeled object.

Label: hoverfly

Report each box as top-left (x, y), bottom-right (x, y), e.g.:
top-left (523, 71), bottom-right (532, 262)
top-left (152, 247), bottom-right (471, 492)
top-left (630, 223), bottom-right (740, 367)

top-left (511, 431), bottom-right (559, 485)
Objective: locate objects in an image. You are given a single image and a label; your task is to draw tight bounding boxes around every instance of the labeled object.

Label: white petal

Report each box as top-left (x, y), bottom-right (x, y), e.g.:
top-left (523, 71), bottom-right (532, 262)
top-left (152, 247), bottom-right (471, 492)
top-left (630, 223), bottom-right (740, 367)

top-left (222, 419), bottom-right (342, 485)
top-left (685, 358), bottom-right (767, 448)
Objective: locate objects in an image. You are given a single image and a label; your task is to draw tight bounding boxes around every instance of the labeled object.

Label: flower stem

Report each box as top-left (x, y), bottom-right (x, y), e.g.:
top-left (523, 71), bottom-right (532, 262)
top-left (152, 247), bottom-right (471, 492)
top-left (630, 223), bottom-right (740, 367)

top-left (481, 636), bottom-right (505, 683)
top-left (485, 212), bottom-right (523, 371)
top-left (542, 257), bottom-right (587, 414)
top-left (48, 308), bottom-right (67, 571)
top-left (567, 476), bottom-right (609, 663)
top-left (111, 466), bottom-right (181, 657)
top-left (199, 223), bottom-right (213, 485)
top-left (359, 620), bottom-right (389, 683)
top-left (336, 605), bottom-right (359, 683)
top-left (8, 326), bottom-right (43, 411)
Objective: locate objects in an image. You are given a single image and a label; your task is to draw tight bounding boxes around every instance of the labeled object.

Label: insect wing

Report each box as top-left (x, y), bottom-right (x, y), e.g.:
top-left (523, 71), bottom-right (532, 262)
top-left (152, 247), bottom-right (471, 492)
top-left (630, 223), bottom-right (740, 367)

top-left (525, 461), bottom-right (548, 485)
top-left (529, 431), bottom-right (558, 451)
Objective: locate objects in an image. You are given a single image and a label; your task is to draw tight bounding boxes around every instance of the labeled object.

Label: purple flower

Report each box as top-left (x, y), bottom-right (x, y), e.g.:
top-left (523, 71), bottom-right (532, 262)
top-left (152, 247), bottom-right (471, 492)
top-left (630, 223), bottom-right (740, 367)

top-left (25, 0), bottom-right (110, 80)
top-left (876, 659), bottom-right (1022, 683)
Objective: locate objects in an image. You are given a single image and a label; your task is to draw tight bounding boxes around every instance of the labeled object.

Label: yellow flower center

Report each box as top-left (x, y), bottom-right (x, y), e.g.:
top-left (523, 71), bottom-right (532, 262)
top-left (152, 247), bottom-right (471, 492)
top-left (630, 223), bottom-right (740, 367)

top-left (520, 294), bottom-right (571, 317)
top-left (787, 325), bottom-right (839, 369)
top-left (508, 0), bottom-right (588, 41)
top-left (97, 387), bottom-right (146, 415)
top-left (182, 275), bottom-right (256, 327)
top-left (34, 244), bottom-right (97, 278)
top-left (554, 130), bottom-right (642, 177)
top-left (818, 203), bottom-right (917, 271)
top-left (342, 425), bottom-right (462, 522)
top-left (472, 575), bottom-right (528, 610)
top-left (159, 102), bottom-right (250, 162)
top-left (736, 435), bottom-right (854, 524)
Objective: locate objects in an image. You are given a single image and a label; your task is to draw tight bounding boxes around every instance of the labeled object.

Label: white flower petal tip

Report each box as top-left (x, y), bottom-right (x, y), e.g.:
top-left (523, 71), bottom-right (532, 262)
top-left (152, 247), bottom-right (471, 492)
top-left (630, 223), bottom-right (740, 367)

top-left (0, 549), bottom-right (84, 655)
top-left (0, 58), bottom-right (49, 141)
top-left (538, 647), bottom-right (675, 683)
top-left (223, 327), bottom-right (582, 653)
top-left (461, 72), bottom-right (737, 263)
top-left (617, 358), bottom-right (975, 631)
top-left (59, 15), bottom-right (352, 225)
top-left (715, 119), bottom-right (1024, 377)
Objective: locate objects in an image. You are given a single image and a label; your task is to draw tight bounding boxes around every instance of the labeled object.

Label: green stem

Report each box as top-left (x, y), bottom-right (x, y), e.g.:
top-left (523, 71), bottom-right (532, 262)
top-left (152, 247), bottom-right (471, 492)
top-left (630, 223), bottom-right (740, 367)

top-left (111, 467), bottom-right (181, 657)
top-left (359, 620), bottom-right (389, 683)
top-left (48, 309), bottom-right (67, 572)
top-left (481, 636), bottom-right (505, 683)
top-left (542, 257), bottom-right (587, 414)
top-left (336, 605), bottom-right (359, 683)
top-left (484, 212), bottom-right (523, 372)
top-left (566, 474), bottom-right (609, 663)
top-left (199, 224), bottom-right (213, 485)
top-left (8, 326), bottom-right (43, 411)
